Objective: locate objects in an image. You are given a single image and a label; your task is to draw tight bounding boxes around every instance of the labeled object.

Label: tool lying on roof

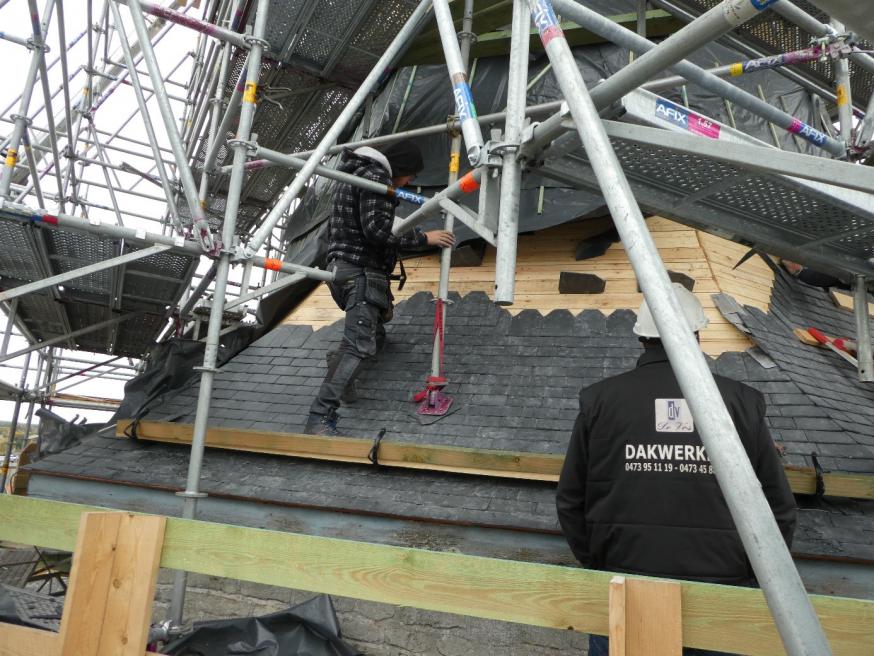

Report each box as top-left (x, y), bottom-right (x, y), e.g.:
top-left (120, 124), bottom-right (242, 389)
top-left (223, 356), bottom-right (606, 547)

top-left (793, 327), bottom-right (857, 355)
top-left (413, 298), bottom-right (453, 416)
top-left (807, 327), bottom-right (859, 367)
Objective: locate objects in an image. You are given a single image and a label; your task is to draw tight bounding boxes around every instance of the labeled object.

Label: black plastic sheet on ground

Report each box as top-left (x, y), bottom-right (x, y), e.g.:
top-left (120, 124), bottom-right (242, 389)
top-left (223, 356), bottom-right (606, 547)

top-left (163, 595), bottom-right (360, 656)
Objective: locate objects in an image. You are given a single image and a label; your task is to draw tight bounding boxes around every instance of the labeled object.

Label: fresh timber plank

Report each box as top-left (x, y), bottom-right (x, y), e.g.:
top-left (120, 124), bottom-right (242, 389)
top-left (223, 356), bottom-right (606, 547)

top-left (58, 512), bottom-right (166, 656)
top-left (0, 623), bottom-right (59, 656)
top-left (117, 420), bottom-right (874, 500)
top-left (58, 513), bottom-right (122, 653)
top-left (100, 514), bottom-right (166, 656)
top-left (1, 496), bottom-right (873, 656)
top-left (830, 288), bottom-right (874, 319)
top-left (117, 420), bottom-right (563, 480)
top-left (0, 624), bottom-right (162, 656)
top-left (608, 576), bottom-right (626, 656)
top-left (784, 467), bottom-right (874, 499)
top-left (625, 578), bottom-right (682, 655)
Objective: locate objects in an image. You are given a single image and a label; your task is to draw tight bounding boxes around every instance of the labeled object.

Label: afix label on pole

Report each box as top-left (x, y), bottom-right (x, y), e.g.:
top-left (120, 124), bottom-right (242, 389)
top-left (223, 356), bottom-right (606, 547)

top-left (654, 99), bottom-right (721, 139)
top-left (391, 187), bottom-right (427, 205)
top-left (4, 149), bottom-right (16, 168)
top-left (531, 0), bottom-right (564, 47)
top-left (453, 82), bottom-right (477, 122)
top-left (788, 118), bottom-right (829, 146)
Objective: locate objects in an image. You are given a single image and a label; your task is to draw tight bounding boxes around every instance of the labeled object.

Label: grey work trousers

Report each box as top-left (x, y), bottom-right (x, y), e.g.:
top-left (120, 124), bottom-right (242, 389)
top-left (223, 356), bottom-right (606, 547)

top-left (309, 262), bottom-right (389, 417)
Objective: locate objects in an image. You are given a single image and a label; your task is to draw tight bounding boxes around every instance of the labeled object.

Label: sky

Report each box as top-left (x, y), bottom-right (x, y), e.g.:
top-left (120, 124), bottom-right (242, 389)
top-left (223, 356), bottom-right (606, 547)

top-left (0, 1), bottom-right (247, 427)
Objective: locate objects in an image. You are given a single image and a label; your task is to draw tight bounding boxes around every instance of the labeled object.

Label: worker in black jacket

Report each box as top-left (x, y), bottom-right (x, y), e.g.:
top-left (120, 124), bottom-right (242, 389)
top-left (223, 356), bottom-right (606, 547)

top-left (304, 140), bottom-right (454, 436)
top-left (557, 284), bottom-right (796, 656)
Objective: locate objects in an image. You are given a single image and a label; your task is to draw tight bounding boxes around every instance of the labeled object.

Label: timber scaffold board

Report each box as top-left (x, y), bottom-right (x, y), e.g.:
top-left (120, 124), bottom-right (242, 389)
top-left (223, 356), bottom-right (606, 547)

top-left (1, 495), bottom-right (873, 655)
top-left (117, 420), bottom-right (874, 501)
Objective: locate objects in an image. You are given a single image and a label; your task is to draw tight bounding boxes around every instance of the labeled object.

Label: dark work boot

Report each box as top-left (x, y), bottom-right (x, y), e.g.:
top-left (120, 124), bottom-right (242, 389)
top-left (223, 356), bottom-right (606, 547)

top-left (303, 411), bottom-right (339, 436)
top-left (325, 350), bottom-right (359, 404)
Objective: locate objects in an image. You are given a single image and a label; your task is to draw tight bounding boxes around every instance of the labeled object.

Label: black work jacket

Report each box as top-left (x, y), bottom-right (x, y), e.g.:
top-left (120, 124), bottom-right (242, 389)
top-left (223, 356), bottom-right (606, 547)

top-left (326, 151), bottom-right (426, 274)
top-left (556, 346), bottom-right (796, 585)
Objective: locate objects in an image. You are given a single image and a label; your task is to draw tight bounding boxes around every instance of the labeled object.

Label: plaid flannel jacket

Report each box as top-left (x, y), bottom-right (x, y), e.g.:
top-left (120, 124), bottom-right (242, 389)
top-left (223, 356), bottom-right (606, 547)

top-left (326, 150), bottom-right (426, 274)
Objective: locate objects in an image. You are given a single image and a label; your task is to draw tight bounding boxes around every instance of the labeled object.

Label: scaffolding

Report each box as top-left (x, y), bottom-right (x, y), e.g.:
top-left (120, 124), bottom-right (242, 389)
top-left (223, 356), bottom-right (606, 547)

top-left (1, 0), bottom-right (874, 652)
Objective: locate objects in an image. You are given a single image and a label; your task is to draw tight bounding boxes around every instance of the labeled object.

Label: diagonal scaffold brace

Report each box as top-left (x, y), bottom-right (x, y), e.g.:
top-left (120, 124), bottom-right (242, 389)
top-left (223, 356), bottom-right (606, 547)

top-left (526, 0), bottom-right (832, 654)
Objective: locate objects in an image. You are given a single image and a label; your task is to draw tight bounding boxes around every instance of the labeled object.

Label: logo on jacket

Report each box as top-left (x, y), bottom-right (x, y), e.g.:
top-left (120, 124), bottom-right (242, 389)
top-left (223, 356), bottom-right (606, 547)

top-left (655, 398), bottom-right (694, 432)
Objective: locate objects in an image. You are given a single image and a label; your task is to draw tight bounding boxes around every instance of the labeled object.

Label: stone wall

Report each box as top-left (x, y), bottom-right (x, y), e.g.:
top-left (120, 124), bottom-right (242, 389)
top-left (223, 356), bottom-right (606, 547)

top-left (153, 571), bottom-right (589, 655)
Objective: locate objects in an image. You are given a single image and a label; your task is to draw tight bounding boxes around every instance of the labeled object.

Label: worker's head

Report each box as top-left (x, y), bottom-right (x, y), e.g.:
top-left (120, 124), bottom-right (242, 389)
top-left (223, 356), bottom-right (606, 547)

top-left (632, 283), bottom-right (708, 344)
top-left (379, 139), bottom-right (424, 187)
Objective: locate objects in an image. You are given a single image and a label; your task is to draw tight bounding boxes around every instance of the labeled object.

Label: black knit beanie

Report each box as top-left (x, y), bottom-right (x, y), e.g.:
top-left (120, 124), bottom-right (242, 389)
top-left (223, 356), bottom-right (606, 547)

top-left (379, 140), bottom-right (424, 178)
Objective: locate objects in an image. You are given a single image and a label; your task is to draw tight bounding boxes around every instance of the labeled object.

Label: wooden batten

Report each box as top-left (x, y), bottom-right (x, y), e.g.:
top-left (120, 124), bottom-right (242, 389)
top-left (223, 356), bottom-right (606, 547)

top-left (829, 288), bottom-right (874, 319)
top-left (116, 420), bottom-right (874, 501)
top-left (282, 217), bottom-right (775, 356)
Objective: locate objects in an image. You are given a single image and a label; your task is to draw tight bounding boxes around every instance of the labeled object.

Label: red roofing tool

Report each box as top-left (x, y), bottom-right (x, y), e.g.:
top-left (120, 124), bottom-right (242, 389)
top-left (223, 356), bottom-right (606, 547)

top-left (807, 327), bottom-right (859, 367)
top-left (413, 298), bottom-right (453, 416)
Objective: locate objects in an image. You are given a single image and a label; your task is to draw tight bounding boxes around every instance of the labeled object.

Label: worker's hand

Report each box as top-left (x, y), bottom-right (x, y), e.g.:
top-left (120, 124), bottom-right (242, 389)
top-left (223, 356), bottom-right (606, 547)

top-left (424, 230), bottom-right (455, 248)
top-left (782, 260), bottom-right (803, 276)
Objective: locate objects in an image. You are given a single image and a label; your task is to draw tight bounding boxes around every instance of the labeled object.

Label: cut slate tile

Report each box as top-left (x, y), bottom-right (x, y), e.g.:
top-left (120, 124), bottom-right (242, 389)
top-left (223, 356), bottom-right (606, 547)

top-left (558, 272), bottom-right (606, 294)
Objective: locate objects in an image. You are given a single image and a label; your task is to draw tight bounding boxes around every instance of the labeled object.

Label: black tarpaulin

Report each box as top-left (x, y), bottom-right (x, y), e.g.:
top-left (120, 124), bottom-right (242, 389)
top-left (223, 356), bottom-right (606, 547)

top-left (269, 10), bottom-right (817, 326)
top-left (163, 595), bottom-right (360, 656)
top-left (112, 327), bottom-right (260, 426)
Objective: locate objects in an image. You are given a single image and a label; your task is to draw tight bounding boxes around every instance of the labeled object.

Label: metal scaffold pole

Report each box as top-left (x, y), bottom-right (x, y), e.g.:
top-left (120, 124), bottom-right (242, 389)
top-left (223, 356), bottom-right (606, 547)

top-left (109, 0), bottom-right (183, 232)
top-left (854, 275), bottom-right (873, 382)
top-left (198, 1), bottom-right (240, 203)
top-left (494, 0), bottom-right (530, 305)
top-left (526, 1), bottom-right (832, 653)
top-left (0, 352), bottom-right (31, 493)
top-left (0, 203), bottom-right (332, 281)
top-left (29, 0), bottom-right (66, 213)
top-left (433, 0), bottom-right (484, 165)
top-left (830, 19), bottom-right (854, 144)
top-left (770, 1), bottom-right (874, 75)
top-left (0, 0), bottom-right (55, 199)
top-left (1, 300), bottom-right (18, 358)
top-left (529, 0), bottom-right (845, 160)
top-left (124, 0), bottom-right (216, 252)
top-left (167, 0), bottom-right (272, 626)
top-left (429, 0), bottom-right (477, 384)
top-left (246, 0), bottom-right (435, 255)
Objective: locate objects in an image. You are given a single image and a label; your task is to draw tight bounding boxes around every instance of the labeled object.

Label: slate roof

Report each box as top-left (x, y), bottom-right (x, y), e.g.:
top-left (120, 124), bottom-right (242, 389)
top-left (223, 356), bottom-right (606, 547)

top-left (22, 273), bottom-right (874, 563)
top-left (140, 283), bottom-right (874, 473)
top-left (735, 273), bottom-right (874, 474)
top-left (152, 291), bottom-right (641, 454)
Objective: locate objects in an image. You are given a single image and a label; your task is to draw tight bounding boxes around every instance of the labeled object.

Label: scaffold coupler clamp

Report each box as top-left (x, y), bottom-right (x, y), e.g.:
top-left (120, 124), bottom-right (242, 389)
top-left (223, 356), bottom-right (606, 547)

top-left (232, 242), bottom-right (256, 265)
top-left (814, 31), bottom-right (856, 61)
top-left (175, 489), bottom-right (207, 500)
top-left (486, 138), bottom-right (520, 167)
top-left (25, 37), bottom-right (49, 53)
top-left (148, 619), bottom-right (185, 646)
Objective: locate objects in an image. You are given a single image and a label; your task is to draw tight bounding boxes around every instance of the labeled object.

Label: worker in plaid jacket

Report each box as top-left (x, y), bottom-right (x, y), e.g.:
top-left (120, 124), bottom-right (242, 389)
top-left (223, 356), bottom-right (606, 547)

top-left (305, 140), bottom-right (454, 436)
